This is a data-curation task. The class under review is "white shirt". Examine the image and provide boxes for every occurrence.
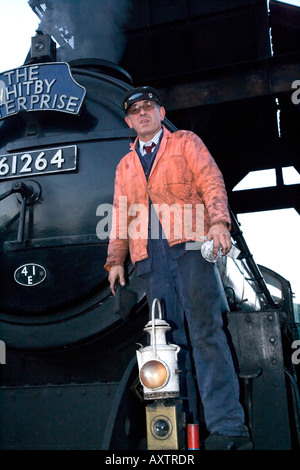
[139,128,163,155]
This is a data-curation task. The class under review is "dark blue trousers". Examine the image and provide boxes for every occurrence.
[140,248,248,436]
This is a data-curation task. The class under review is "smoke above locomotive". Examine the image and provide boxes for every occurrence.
[29,0,133,64]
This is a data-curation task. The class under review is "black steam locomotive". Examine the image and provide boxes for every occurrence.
[0,35,299,451]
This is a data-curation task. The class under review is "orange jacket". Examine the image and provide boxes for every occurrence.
[105,126,231,269]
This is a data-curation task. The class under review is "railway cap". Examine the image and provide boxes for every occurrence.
[123,86,161,113]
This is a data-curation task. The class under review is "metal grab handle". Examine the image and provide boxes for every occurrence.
[0,181,33,201]
[151,298,162,356]
[18,196,27,243]
[0,188,14,201]
[0,181,34,244]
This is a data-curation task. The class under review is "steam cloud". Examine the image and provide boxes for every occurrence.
[34,0,133,63]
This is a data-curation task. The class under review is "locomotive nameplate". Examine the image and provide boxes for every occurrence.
[14,263,47,287]
[0,62,86,119]
[0,145,77,180]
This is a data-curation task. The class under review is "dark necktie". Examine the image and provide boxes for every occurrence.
[143,142,156,154]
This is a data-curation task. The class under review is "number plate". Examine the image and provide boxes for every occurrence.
[0,145,77,180]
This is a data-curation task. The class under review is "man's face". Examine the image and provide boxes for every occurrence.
[125,100,165,142]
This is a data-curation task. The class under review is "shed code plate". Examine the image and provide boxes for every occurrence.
[14,263,47,286]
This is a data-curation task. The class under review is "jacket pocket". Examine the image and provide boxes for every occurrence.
[160,155,193,199]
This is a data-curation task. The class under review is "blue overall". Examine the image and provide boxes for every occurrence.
[135,142,248,436]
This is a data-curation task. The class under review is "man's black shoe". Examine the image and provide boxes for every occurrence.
[204,433,253,450]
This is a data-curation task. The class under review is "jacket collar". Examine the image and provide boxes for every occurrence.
[129,125,172,152]
[129,126,172,180]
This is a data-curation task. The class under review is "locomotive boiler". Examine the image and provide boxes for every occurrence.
[0,34,299,451]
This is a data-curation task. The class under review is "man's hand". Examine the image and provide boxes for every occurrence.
[108,265,125,295]
[207,222,231,257]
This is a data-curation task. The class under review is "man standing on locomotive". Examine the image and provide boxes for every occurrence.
[105,86,252,450]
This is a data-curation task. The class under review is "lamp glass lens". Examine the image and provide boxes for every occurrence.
[140,360,168,389]
[153,419,170,437]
